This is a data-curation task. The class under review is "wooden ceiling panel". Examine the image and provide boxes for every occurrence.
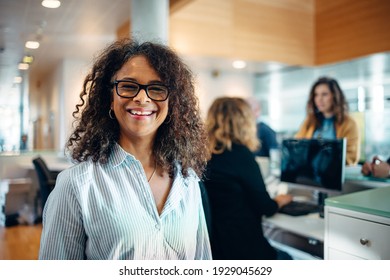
[170,0,233,57]
[119,0,389,67]
[315,0,390,65]
[170,0,315,65]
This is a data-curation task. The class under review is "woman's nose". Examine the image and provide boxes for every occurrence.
[133,89,150,103]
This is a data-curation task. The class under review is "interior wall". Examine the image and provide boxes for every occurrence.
[29,68,60,151]
[29,59,88,152]
[315,0,390,65]
[60,59,90,151]
[254,53,390,162]
[192,68,255,118]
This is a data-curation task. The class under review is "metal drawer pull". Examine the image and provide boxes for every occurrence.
[308,238,318,245]
[360,238,369,246]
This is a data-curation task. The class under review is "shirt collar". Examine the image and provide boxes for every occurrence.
[110,142,136,168]
[110,142,197,187]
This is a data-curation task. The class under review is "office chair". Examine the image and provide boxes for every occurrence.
[32,157,59,222]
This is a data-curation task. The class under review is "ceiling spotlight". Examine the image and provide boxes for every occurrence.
[18,63,30,70]
[23,55,34,64]
[232,60,247,69]
[25,41,40,49]
[41,0,61,8]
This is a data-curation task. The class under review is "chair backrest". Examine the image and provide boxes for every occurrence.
[32,156,55,213]
[32,157,52,182]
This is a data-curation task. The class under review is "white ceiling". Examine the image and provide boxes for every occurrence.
[0,0,131,98]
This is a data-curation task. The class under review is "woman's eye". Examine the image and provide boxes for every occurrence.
[149,86,165,92]
[122,84,138,90]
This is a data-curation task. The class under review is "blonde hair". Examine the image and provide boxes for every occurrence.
[206,97,260,154]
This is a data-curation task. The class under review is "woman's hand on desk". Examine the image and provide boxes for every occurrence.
[371,157,390,178]
[361,156,390,178]
[361,161,372,176]
[274,194,293,209]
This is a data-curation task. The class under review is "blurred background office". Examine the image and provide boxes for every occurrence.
[0,0,389,161]
[0,0,390,259]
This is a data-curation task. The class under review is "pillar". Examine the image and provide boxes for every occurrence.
[130,0,169,44]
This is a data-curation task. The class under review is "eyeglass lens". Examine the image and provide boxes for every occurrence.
[116,81,168,101]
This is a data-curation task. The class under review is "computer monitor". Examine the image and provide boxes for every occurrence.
[280,138,346,193]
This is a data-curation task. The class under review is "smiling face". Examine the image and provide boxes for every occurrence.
[313,83,334,117]
[111,55,169,146]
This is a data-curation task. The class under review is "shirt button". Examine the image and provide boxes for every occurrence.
[155,224,160,230]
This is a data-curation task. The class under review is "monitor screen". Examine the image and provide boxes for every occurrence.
[280,138,346,192]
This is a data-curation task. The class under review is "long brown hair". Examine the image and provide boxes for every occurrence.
[305,76,349,129]
[206,97,260,154]
[67,38,209,178]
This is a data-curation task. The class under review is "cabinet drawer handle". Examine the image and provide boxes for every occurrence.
[308,238,318,245]
[360,238,369,246]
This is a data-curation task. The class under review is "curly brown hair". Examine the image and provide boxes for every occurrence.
[67,38,209,178]
[306,76,349,128]
[206,97,260,154]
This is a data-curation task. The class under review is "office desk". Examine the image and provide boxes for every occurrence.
[263,177,325,259]
[0,178,33,226]
[344,165,390,192]
[260,165,390,260]
[324,187,390,259]
[263,213,324,259]
[264,213,324,241]
[0,154,73,226]
[262,175,389,260]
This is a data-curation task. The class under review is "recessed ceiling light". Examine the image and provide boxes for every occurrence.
[25,41,40,49]
[23,55,34,64]
[18,63,29,70]
[232,60,247,69]
[41,0,61,8]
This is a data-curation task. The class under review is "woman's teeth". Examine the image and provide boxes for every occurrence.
[130,110,152,116]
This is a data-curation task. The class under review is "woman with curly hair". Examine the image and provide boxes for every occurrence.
[39,38,211,260]
[204,97,292,260]
[295,76,360,165]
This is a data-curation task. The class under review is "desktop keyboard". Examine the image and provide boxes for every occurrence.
[279,201,319,216]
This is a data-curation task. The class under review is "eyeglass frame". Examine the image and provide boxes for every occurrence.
[112,80,169,102]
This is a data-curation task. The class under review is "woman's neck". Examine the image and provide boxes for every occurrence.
[119,135,154,166]
[322,112,334,119]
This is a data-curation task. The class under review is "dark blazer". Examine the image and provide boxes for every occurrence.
[254,121,278,157]
[204,143,279,260]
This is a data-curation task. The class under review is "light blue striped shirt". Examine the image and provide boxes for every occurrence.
[39,144,211,260]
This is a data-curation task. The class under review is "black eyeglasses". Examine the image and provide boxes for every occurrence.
[113,80,169,101]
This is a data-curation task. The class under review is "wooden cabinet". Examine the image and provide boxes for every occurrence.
[325,205,390,259]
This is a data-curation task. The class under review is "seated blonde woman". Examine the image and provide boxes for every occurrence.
[204,97,292,260]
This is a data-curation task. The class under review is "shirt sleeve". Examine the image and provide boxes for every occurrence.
[263,123,278,149]
[39,170,86,260]
[295,117,311,138]
[339,116,360,165]
[256,122,278,157]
